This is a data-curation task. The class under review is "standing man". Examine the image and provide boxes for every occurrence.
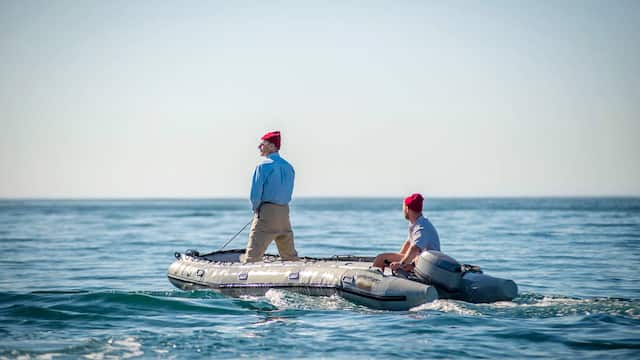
[373,193,440,272]
[242,131,299,263]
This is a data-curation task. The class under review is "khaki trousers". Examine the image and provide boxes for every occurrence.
[242,203,298,263]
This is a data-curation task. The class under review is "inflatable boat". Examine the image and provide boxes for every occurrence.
[167,249,517,310]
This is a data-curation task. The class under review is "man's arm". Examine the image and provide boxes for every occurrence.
[249,165,264,212]
[390,243,421,271]
[399,239,411,254]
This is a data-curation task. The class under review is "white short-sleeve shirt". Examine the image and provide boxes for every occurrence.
[408,215,440,251]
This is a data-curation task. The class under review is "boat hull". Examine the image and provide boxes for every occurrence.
[167,249,437,311]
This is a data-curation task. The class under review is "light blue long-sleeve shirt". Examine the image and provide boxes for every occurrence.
[250,152,295,211]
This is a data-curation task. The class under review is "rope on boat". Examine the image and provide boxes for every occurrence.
[217,217,253,251]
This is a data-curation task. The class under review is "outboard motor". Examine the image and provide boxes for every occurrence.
[414,251,518,303]
[414,251,463,292]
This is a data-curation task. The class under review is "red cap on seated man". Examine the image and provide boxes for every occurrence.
[404,193,423,213]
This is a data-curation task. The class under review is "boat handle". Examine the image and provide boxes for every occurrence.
[196,269,205,277]
[288,272,299,280]
[238,273,248,280]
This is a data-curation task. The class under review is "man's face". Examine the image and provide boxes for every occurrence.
[258,140,274,156]
[403,203,409,220]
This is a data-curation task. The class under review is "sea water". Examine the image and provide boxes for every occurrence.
[0,198,638,359]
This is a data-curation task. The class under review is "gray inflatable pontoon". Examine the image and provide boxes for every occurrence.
[167,249,518,310]
[168,249,437,310]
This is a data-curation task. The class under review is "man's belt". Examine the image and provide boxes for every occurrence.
[262,201,285,206]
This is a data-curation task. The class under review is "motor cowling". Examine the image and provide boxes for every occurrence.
[459,272,518,303]
[414,251,463,292]
[414,251,519,303]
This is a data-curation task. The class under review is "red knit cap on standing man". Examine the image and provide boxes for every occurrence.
[261,131,281,150]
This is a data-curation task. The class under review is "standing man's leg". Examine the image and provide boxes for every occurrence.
[242,212,274,263]
[274,232,298,261]
[272,204,298,261]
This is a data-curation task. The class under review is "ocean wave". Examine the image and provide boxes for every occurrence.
[171,212,219,218]
[0,290,251,323]
[477,293,640,319]
[85,336,144,359]
[404,293,640,321]
[0,336,145,360]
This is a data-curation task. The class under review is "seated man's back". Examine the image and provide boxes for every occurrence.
[410,215,440,252]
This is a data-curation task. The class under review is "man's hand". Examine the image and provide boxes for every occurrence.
[390,261,414,272]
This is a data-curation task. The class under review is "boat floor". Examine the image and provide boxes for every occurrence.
[188,248,377,264]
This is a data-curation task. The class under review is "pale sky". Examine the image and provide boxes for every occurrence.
[1,0,639,198]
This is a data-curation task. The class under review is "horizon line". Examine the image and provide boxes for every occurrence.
[1,195,639,201]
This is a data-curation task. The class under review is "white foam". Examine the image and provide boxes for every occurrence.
[82,352,103,360]
[264,289,288,308]
[4,354,66,360]
[264,289,354,311]
[36,355,58,360]
[528,296,583,307]
[411,300,481,316]
[487,301,519,308]
[113,337,144,359]
[486,296,639,319]
[83,336,144,360]
[625,308,639,319]
[2,356,38,360]
[314,294,353,310]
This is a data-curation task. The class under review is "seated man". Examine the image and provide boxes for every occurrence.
[373,193,440,272]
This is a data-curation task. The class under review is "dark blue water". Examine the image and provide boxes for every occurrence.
[1,198,639,359]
